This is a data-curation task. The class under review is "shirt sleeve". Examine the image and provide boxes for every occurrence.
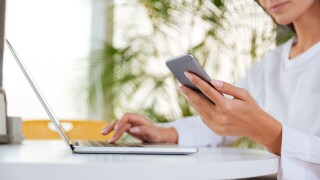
[169,116,222,146]
[162,116,238,147]
[278,125,320,179]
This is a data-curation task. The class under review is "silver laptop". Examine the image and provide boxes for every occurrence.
[5,39,198,154]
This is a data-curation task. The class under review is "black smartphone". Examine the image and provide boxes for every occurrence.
[166,54,215,104]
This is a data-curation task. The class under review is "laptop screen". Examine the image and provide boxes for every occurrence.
[5,39,72,149]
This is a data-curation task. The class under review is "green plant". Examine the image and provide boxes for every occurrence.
[74,0,294,147]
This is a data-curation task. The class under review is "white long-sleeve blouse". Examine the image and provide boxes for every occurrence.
[170,38,320,179]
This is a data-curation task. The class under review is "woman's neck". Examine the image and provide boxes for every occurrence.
[290,2,320,58]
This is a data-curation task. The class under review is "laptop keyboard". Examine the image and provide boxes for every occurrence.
[75,140,144,148]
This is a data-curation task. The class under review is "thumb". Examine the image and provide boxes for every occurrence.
[211,79,249,100]
[129,125,160,142]
[129,125,152,135]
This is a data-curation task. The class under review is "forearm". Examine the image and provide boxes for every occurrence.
[249,111,282,155]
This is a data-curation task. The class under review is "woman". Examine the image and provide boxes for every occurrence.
[101,0,320,179]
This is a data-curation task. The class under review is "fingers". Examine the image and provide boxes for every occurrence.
[184,72,224,105]
[128,126,143,134]
[184,71,251,101]
[101,120,117,135]
[107,113,152,143]
[114,113,150,132]
[128,126,151,138]
[109,123,132,143]
[211,80,250,100]
[179,86,216,117]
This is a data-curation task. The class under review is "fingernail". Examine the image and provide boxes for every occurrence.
[129,127,140,133]
[114,124,118,132]
[178,86,185,93]
[108,137,114,143]
[184,71,193,81]
[211,79,223,88]
[100,129,106,134]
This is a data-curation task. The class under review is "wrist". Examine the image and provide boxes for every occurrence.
[159,127,178,144]
[251,112,282,155]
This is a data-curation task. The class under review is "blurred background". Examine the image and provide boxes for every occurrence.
[2,0,293,144]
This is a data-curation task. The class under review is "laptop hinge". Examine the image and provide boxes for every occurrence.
[69,143,75,150]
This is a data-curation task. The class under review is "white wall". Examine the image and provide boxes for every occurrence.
[2,0,273,121]
[3,0,99,120]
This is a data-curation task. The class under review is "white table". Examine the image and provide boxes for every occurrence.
[0,140,279,180]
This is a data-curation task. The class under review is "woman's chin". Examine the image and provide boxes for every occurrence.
[274,17,294,26]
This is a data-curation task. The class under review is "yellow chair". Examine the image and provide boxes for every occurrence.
[22,120,114,141]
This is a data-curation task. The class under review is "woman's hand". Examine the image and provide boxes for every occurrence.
[101,113,178,144]
[179,72,282,155]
